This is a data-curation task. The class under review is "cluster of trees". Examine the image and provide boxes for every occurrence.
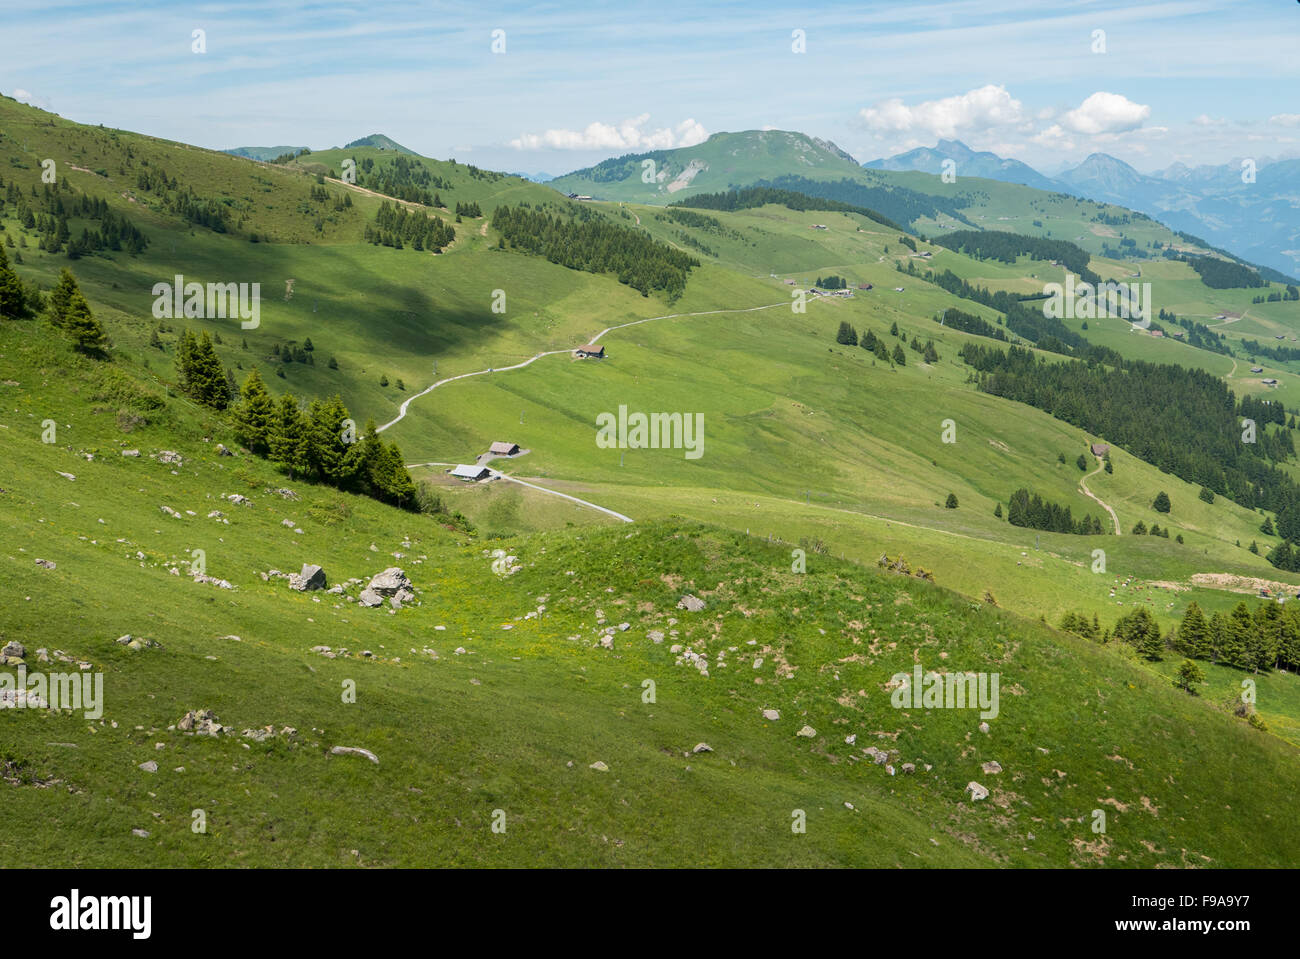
[231,370,417,508]
[1156,309,1230,355]
[2,178,150,257]
[365,200,456,252]
[1130,520,1171,537]
[45,268,108,355]
[1077,600,1300,673]
[454,201,482,218]
[1006,487,1105,535]
[354,155,447,205]
[931,230,1098,283]
[924,267,1101,357]
[164,188,231,234]
[493,203,699,300]
[1186,255,1265,289]
[835,322,909,365]
[959,343,1300,518]
[1241,338,1300,364]
[176,329,236,410]
[1250,286,1299,304]
[909,335,940,363]
[673,181,904,231]
[936,307,1007,342]
[815,275,847,289]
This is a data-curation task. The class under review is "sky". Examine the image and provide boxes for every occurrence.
[2,0,1298,177]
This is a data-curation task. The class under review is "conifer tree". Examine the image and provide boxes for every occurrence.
[0,241,30,319]
[233,368,276,455]
[63,287,109,356]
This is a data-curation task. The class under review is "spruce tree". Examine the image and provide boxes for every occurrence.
[1178,602,1210,659]
[233,368,276,455]
[269,394,310,479]
[46,268,80,327]
[63,288,109,356]
[0,241,29,319]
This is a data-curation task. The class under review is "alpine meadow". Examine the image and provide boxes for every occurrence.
[3,0,1300,926]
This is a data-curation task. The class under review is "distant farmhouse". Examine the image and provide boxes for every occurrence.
[488,441,520,456]
[566,192,593,201]
[1263,378,1279,386]
[575,344,605,359]
[857,283,873,290]
[1252,366,1265,373]
[1090,442,1110,456]
[450,464,491,481]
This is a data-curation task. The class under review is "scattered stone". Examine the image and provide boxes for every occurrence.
[132,829,150,838]
[177,709,227,736]
[34,558,55,570]
[358,588,384,608]
[158,450,183,465]
[589,761,609,772]
[159,505,182,519]
[121,449,140,457]
[138,761,158,773]
[796,725,816,738]
[965,781,989,802]
[978,722,990,734]
[762,708,780,721]
[215,443,233,456]
[290,564,327,591]
[56,471,75,481]
[676,594,706,612]
[981,760,1002,775]
[224,494,250,506]
[598,635,613,650]
[2,641,25,659]
[845,734,857,745]
[901,763,916,774]
[647,630,664,644]
[368,567,411,595]
[692,743,713,754]
[330,746,379,764]
[617,622,630,632]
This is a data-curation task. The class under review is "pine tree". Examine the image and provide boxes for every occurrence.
[269,394,310,478]
[994,503,1002,518]
[180,331,230,410]
[944,493,958,509]
[835,321,857,346]
[46,268,80,327]
[64,288,109,356]
[1076,454,1088,471]
[1152,491,1171,513]
[233,368,276,455]
[1221,603,1254,668]
[0,240,30,319]
[305,394,352,485]
[1174,659,1205,693]
[1178,602,1210,659]
[923,341,939,364]
[892,344,906,366]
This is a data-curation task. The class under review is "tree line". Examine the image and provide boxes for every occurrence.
[958,342,1300,520]
[493,203,699,300]
[931,229,1098,284]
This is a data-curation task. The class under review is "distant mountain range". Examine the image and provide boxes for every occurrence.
[864,139,1300,278]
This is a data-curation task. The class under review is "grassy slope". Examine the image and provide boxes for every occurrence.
[3,324,1300,867]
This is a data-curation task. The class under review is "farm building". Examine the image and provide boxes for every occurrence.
[1263,378,1279,386]
[575,344,605,359]
[450,464,491,481]
[1090,442,1110,456]
[488,441,520,456]
[1252,367,1264,373]
[857,283,872,290]
[1150,329,1163,337]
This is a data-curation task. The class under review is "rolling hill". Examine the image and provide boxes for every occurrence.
[5,94,1300,867]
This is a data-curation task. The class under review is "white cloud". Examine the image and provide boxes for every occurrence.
[1059,92,1150,135]
[1193,114,1226,127]
[1270,113,1300,127]
[857,84,1023,140]
[13,88,31,100]
[509,114,708,151]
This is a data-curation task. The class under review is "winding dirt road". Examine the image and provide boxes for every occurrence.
[1079,456,1120,535]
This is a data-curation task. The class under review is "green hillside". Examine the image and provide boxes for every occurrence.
[5,97,1300,868]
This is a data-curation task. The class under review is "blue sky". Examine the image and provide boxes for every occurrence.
[2,0,1298,175]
